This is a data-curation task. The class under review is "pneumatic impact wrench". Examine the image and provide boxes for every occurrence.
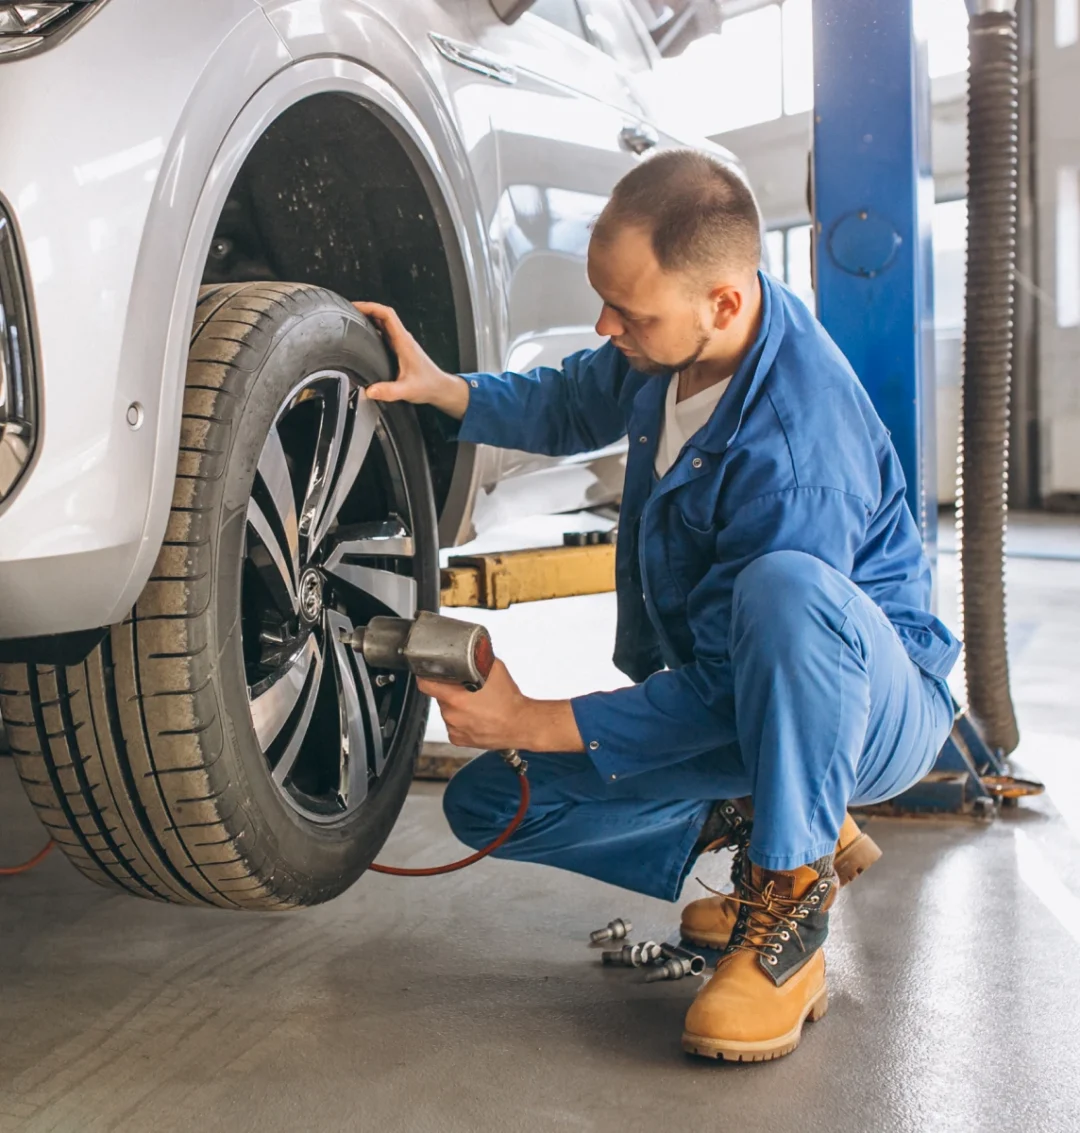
[341,612,530,877]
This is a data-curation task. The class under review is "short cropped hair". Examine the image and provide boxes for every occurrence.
[593,149,762,278]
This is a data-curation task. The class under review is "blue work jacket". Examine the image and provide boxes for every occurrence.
[457,273,960,781]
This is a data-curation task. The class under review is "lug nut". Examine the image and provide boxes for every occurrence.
[601,940,662,967]
[589,917,631,944]
[644,956,700,983]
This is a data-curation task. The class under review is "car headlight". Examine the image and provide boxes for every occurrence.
[0,1,107,59]
[0,204,37,504]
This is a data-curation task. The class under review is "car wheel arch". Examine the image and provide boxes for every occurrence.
[123,58,494,621]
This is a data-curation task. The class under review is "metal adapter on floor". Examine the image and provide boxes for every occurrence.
[602,940,662,967]
[589,917,632,944]
[342,612,530,878]
[644,957,701,983]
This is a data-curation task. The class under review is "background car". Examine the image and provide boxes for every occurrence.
[0,0,738,909]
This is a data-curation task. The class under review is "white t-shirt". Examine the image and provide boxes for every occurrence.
[653,372,732,479]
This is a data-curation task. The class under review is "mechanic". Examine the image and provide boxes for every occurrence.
[353,149,958,1063]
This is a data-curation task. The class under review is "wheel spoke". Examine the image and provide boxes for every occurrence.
[249,634,318,751]
[309,395,379,553]
[271,636,324,787]
[327,519,415,561]
[299,374,349,550]
[325,610,372,809]
[256,423,300,587]
[247,497,299,615]
[321,559,418,618]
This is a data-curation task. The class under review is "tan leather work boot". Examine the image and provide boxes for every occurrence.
[681,812,880,949]
[682,860,837,1062]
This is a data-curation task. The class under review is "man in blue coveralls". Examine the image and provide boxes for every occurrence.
[354,150,958,1063]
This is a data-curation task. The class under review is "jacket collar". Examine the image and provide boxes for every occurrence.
[629,271,785,457]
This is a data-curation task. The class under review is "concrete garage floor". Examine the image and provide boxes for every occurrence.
[2,512,1080,1133]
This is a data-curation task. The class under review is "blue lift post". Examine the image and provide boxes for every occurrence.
[811,0,1010,816]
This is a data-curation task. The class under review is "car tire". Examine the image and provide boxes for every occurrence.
[0,282,438,909]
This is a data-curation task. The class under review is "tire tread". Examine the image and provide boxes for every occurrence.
[0,282,419,910]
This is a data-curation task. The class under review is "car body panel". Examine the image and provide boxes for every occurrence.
[0,0,740,636]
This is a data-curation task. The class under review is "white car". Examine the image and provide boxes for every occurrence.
[0,0,732,908]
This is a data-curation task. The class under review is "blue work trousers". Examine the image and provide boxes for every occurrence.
[443,551,955,902]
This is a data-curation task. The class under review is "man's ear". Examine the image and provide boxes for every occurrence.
[710,283,743,329]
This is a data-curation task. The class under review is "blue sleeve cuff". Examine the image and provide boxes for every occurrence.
[570,691,626,782]
[456,372,502,446]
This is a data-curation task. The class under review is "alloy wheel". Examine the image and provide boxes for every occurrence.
[242,370,419,824]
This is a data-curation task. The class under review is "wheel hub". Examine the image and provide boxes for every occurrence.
[299,568,324,623]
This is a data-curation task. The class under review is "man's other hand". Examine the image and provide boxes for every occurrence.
[417,659,585,754]
[352,301,470,420]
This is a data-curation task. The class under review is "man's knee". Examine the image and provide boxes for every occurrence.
[442,751,518,849]
[732,550,845,644]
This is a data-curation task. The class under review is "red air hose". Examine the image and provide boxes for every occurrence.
[4,763,528,882]
[0,839,54,876]
[3,779,529,882]
[369,766,530,877]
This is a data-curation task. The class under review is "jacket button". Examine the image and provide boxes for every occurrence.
[638,435,647,444]
[470,379,479,388]
[589,740,599,750]
[692,457,703,469]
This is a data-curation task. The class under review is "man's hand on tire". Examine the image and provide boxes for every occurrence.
[352,301,470,420]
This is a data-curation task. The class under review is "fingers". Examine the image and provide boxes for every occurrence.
[416,677,469,703]
[363,381,404,402]
[352,301,411,350]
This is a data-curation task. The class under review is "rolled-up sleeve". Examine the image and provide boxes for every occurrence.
[571,486,869,781]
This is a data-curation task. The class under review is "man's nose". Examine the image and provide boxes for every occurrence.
[596,305,623,338]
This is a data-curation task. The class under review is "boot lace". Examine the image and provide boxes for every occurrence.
[698,875,826,967]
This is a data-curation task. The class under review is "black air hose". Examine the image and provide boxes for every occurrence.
[956,1,1020,755]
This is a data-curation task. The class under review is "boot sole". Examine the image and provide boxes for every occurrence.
[835,828,883,886]
[680,830,882,950]
[681,984,829,1062]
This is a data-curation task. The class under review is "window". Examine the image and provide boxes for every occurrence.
[781,0,812,116]
[665,0,972,139]
[581,0,654,71]
[764,222,814,309]
[530,0,589,40]
[764,229,784,276]
[765,223,813,310]
[1056,0,1079,49]
[671,3,786,136]
[1057,167,1080,329]
[932,198,968,336]
[913,0,969,78]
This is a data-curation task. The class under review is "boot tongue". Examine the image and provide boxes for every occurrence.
[748,863,821,901]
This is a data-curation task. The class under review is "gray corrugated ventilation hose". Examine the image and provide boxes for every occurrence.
[956,0,1020,755]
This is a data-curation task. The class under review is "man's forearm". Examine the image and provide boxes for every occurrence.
[433,372,471,419]
[516,699,585,753]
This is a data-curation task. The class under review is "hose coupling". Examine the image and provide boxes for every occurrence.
[499,748,528,776]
